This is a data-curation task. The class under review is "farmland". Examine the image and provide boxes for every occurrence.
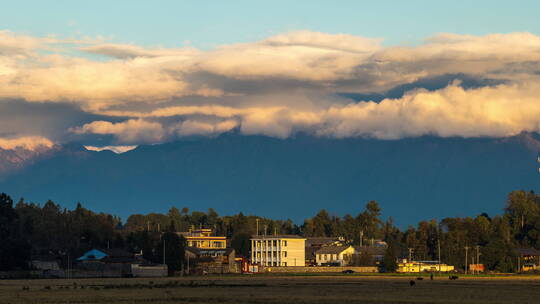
[1,274,540,304]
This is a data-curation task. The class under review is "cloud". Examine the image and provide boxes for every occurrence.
[3,30,540,108]
[72,119,164,143]
[0,30,47,56]
[173,119,238,136]
[84,145,138,153]
[318,81,540,139]
[3,30,540,145]
[80,43,199,59]
[0,136,54,151]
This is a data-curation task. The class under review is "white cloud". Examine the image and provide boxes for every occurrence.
[4,30,540,144]
[173,119,238,136]
[0,136,54,151]
[80,43,199,59]
[72,119,164,143]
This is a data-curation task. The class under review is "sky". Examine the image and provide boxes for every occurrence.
[2,1,540,152]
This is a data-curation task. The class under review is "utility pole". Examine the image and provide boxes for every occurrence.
[438,238,441,273]
[476,245,480,274]
[464,246,470,275]
[163,239,166,265]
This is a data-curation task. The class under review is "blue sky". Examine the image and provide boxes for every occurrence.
[2,0,540,49]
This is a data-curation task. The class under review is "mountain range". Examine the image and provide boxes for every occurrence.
[1,132,539,226]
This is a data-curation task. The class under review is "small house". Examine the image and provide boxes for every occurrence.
[315,245,356,266]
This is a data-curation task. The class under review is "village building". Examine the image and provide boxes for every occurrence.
[353,245,387,265]
[76,248,167,277]
[185,247,238,274]
[305,237,345,265]
[315,245,356,266]
[178,227,227,249]
[397,260,454,273]
[251,235,306,267]
[517,247,540,271]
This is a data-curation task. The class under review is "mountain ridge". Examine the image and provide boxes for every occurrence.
[1,132,539,226]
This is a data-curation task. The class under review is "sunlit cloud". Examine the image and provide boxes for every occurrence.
[2,30,540,145]
[0,136,54,151]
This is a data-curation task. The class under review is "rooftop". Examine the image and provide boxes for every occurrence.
[315,245,353,255]
[517,248,540,256]
[251,235,305,240]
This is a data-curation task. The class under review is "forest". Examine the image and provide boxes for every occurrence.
[1,190,539,273]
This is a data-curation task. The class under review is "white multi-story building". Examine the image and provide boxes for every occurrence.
[250,235,306,267]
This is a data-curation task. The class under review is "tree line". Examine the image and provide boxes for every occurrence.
[1,190,540,273]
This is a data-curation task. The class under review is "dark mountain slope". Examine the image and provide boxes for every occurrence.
[0,133,539,225]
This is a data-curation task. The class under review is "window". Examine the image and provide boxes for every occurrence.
[273,252,277,257]
[283,251,287,257]
[283,240,287,247]
[324,254,328,260]
[268,252,272,257]
[273,240,277,247]
[283,262,287,266]
[257,253,261,258]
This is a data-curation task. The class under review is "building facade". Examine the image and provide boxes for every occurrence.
[397,260,455,273]
[315,245,355,266]
[178,228,227,249]
[250,235,306,267]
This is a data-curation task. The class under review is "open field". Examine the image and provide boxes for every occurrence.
[2,274,540,304]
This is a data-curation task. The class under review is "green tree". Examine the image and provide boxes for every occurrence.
[0,193,31,270]
[157,232,186,275]
[231,232,252,257]
[383,242,398,272]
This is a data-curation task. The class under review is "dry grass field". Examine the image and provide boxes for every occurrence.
[1,274,540,304]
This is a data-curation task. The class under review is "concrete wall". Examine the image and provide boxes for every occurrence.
[131,264,168,277]
[263,266,379,273]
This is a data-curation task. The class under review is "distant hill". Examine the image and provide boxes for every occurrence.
[1,133,539,226]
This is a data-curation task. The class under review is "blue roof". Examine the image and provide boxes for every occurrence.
[77,249,108,261]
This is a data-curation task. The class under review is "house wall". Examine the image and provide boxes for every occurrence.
[315,246,355,266]
[251,237,306,267]
[397,263,454,273]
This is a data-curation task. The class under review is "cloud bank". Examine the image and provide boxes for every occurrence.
[2,30,540,148]
[0,136,54,151]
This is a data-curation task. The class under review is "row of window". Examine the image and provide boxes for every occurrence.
[259,262,287,266]
[187,240,225,248]
[255,251,287,258]
[318,253,352,261]
[319,254,338,260]
[253,240,287,247]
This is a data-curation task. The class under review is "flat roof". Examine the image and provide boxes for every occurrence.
[250,235,306,240]
[185,236,227,239]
